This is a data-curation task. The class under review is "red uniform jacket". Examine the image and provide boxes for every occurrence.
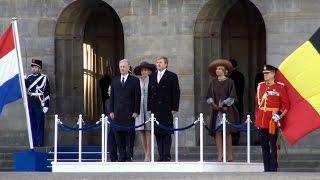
[255,81,290,133]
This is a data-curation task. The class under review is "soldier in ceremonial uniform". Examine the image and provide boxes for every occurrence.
[255,65,289,172]
[25,59,50,147]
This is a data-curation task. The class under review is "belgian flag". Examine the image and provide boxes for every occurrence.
[276,27,320,144]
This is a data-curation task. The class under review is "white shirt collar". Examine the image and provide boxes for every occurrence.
[121,73,129,82]
[158,69,166,74]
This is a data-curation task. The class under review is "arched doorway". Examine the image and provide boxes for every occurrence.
[55,0,123,145]
[194,0,265,145]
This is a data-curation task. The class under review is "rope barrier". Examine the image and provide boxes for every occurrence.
[53,113,257,165]
[202,118,259,134]
[219,119,259,133]
[155,120,198,132]
[227,121,247,129]
[204,124,223,134]
[59,122,101,131]
[57,119,102,131]
[56,115,259,133]
[107,120,150,131]
[238,127,259,132]
[57,118,150,132]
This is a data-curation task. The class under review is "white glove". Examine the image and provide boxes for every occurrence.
[206,98,214,104]
[272,114,281,122]
[43,107,48,114]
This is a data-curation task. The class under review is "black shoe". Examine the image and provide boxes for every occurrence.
[157,158,163,162]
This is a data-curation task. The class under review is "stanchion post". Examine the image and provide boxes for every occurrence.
[101,114,105,162]
[174,117,179,162]
[247,114,251,163]
[54,114,58,163]
[78,114,82,162]
[222,113,227,163]
[105,116,108,162]
[200,113,204,163]
[151,113,155,163]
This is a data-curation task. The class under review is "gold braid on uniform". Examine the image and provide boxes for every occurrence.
[257,83,268,111]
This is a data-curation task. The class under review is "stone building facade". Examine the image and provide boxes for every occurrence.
[0,0,319,147]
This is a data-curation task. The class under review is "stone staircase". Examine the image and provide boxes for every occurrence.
[1,146,320,172]
[0,153,13,171]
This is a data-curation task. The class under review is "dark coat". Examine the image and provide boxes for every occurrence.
[206,78,240,136]
[99,74,112,100]
[229,69,245,118]
[104,99,111,115]
[148,70,180,134]
[110,75,141,132]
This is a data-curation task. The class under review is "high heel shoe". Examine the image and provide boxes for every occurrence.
[144,156,151,162]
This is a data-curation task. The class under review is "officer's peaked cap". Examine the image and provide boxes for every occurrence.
[31,59,42,69]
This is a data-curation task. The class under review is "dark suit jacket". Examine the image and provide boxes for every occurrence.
[110,75,141,131]
[229,69,245,118]
[148,70,180,134]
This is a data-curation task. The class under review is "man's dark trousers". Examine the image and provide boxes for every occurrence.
[259,128,278,171]
[156,134,172,161]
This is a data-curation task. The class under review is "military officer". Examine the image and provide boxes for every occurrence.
[255,65,290,172]
[25,59,50,147]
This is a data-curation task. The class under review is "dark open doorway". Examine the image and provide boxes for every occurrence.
[55,0,123,145]
[194,0,265,145]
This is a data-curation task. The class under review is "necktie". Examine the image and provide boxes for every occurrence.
[121,77,125,86]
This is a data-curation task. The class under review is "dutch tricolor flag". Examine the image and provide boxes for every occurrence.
[0,20,34,149]
[0,24,22,114]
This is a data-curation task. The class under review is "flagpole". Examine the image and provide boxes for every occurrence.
[12,18,34,150]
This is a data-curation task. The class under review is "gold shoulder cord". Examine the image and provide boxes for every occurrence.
[257,84,267,111]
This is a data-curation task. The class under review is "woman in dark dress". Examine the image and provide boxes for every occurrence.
[206,59,240,162]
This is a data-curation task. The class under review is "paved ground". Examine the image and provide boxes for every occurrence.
[0,172,320,180]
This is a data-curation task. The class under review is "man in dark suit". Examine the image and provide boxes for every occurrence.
[110,59,141,162]
[148,56,180,162]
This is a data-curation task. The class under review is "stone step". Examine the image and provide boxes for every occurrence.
[2,172,320,180]
[279,168,320,172]
[0,153,14,160]
[2,146,320,172]
[0,167,14,172]
[1,159,319,172]
[0,160,14,172]
[279,160,320,168]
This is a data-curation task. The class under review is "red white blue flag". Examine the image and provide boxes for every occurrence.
[0,24,22,114]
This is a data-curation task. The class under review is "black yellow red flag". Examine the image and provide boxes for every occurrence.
[276,27,320,144]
